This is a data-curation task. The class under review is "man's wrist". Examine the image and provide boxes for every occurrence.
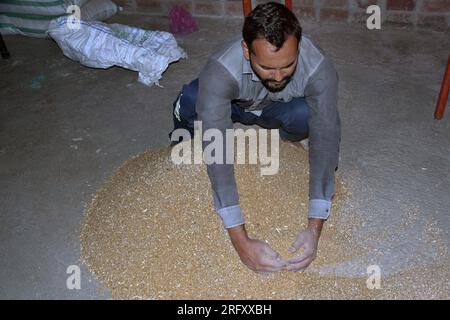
[307,218,324,237]
[227,224,249,247]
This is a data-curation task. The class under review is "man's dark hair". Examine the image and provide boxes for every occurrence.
[243,2,302,52]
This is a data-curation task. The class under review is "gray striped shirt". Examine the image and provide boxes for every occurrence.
[196,35,341,228]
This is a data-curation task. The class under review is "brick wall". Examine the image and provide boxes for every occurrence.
[112,0,450,31]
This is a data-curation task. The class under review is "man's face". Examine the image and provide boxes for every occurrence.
[242,35,299,92]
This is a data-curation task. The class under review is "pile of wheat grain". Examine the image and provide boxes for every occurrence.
[81,136,450,299]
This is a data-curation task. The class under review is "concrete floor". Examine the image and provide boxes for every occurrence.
[1,13,449,299]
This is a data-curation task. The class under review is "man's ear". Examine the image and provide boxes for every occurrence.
[241,40,250,60]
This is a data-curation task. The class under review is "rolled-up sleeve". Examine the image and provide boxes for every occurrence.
[304,58,341,220]
[196,59,243,228]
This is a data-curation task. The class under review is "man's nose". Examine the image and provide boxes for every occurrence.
[272,69,284,82]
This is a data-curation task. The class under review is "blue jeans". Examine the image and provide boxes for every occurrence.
[170,79,309,143]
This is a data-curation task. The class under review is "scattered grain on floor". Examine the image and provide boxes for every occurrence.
[81,137,450,299]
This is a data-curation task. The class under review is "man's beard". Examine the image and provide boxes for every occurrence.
[249,59,294,93]
[261,76,292,92]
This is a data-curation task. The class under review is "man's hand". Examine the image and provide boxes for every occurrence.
[228,225,286,274]
[286,218,324,272]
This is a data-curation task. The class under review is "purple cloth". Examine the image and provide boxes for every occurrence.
[169,5,199,35]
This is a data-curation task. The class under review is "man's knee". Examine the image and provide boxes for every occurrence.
[282,98,309,132]
[170,79,199,143]
[178,79,199,122]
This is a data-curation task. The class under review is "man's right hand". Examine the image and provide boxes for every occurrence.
[227,224,286,274]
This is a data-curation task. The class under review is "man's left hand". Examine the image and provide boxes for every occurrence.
[286,218,324,272]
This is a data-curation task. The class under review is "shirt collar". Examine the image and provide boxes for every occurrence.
[242,58,260,82]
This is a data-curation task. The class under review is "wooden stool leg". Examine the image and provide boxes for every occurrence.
[243,0,293,17]
[243,0,252,17]
[434,54,450,120]
[0,33,10,59]
[285,0,293,10]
